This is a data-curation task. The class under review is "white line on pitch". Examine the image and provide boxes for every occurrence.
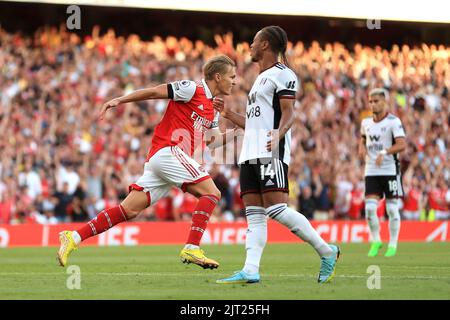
[0,272,449,280]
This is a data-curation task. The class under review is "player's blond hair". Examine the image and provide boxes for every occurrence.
[203,55,235,80]
[369,88,390,101]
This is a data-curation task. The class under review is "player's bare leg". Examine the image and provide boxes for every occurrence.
[120,190,152,218]
[57,190,148,267]
[180,178,221,269]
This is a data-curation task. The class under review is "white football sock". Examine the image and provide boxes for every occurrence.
[365,198,381,242]
[386,199,401,248]
[72,231,81,245]
[243,206,267,275]
[184,244,199,250]
[266,203,333,257]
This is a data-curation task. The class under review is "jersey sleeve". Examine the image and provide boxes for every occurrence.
[167,80,196,103]
[392,118,406,138]
[211,111,220,129]
[360,120,367,137]
[274,69,298,99]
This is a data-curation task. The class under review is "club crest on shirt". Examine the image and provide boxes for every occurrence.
[248,91,257,105]
[180,80,190,87]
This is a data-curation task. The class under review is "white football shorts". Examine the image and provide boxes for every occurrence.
[128,146,210,206]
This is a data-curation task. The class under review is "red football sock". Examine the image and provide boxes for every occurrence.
[186,195,219,246]
[76,205,128,241]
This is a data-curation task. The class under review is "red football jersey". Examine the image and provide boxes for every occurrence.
[403,188,421,211]
[147,79,219,161]
[428,188,448,211]
[348,189,364,219]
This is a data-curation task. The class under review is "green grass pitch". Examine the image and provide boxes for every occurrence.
[1,243,449,299]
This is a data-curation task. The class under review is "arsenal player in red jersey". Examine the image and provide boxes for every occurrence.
[57,55,237,269]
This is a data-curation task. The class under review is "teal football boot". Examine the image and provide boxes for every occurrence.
[216,270,260,284]
[318,244,340,284]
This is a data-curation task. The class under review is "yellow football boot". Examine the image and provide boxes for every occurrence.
[57,231,78,267]
[180,248,219,269]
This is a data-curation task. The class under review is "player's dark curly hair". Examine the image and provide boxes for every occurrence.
[259,25,289,67]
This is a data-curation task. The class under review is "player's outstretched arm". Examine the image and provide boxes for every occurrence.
[206,127,244,149]
[99,84,169,119]
[224,111,246,129]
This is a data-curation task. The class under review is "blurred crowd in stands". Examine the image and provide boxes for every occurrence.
[0,25,449,224]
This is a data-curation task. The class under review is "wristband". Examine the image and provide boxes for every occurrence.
[379,149,388,156]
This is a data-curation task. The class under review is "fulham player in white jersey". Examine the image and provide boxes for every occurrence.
[359,88,406,257]
[215,26,339,284]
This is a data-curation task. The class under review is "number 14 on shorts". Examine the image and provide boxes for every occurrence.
[260,163,275,180]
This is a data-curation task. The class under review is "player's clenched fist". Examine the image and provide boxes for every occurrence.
[99,98,122,120]
[213,97,226,116]
[266,130,280,152]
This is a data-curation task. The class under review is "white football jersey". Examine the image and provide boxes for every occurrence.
[361,114,406,176]
[239,63,298,165]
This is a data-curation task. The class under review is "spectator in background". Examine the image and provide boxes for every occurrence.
[0,188,13,224]
[347,181,365,220]
[18,160,42,200]
[401,176,423,220]
[288,171,300,210]
[38,193,58,224]
[53,182,73,223]
[298,185,316,220]
[67,196,89,222]
[210,163,232,221]
[86,163,103,201]
[427,177,450,220]
[154,194,175,221]
[179,191,199,221]
[312,172,332,220]
[56,162,80,196]
[334,171,353,219]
